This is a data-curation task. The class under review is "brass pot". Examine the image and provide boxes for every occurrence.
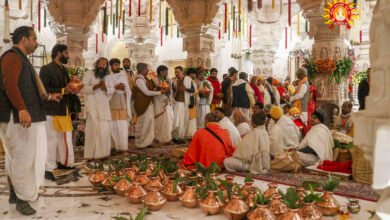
[126,182,147,204]
[145,176,164,192]
[88,171,107,187]
[179,185,198,208]
[130,162,139,173]
[199,190,223,215]
[142,187,167,211]
[246,187,258,210]
[136,172,150,186]
[160,178,183,202]
[296,187,305,206]
[241,181,254,199]
[268,194,288,217]
[113,179,132,196]
[225,174,235,184]
[347,199,360,214]
[101,175,117,191]
[263,183,278,200]
[224,194,250,220]
[247,204,276,220]
[278,209,303,220]
[299,202,322,220]
[123,168,137,180]
[315,191,340,216]
[159,169,167,183]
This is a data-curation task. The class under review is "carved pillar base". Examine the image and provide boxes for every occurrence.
[181,27,214,68]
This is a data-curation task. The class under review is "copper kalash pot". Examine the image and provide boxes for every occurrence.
[263,183,279,200]
[278,209,303,220]
[135,171,150,186]
[246,187,258,210]
[160,178,183,201]
[299,202,323,220]
[113,179,132,196]
[224,194,250,220]
[315,191,340,216]
[88,171,107,187]
[199,190,224,215]
[126,182,147,204]
[179,185,198,208]
[268,194,288,217]
[241,181,255,199]
[145,176,164,192]
[296,187,306,206]
[101,174,118,191]
[142,187,167,211]
[247,204,277,220]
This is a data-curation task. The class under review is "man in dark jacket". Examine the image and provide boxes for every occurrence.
[221,67,238,117]
[40,44,79,181]
[0,26,61,215]
[358,68,370,110]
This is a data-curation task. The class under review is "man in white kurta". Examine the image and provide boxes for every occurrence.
[172,66,194,143]
[133,63,164,148]
[214,108,241,146]
[269,106,301,156]
[297,111,333,166]
[82,58,115,159]
[153,65,174,144]
[196,71,213,129]
[108,58,132,152]
[185,69,198,138]
[224,111,270,174]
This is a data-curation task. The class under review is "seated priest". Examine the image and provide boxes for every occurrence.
[333,101,353,137]
[269,106,301,157]
[232,109,252,137]
[214,107,241,146]
[296,111,334,167]
[224,111,270,174]
[182,113,235,168]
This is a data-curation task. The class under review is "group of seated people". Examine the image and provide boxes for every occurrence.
[182,104,338,174]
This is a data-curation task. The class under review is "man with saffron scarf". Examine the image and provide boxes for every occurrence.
[250,75,264,105]
[208,68,222,112]
[290,68,310,124]
[182,113,235,168]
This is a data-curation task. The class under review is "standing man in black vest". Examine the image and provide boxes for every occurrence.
[0,26,61,215]
[40,44,79,181]
[231,72,255,120]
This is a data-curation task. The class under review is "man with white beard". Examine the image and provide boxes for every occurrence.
[82,57,115,160]
[152,65,174,144]
[108,58,132,152]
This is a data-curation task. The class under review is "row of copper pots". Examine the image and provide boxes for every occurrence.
[89,170,340,219]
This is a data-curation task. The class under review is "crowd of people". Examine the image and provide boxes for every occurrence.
[0,26,363,216]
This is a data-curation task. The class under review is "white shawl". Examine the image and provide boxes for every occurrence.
[233,126,271,174]
[219,117,241,146]
[109,71,132,120]
[298,124,334,161]
[269,115,301,156]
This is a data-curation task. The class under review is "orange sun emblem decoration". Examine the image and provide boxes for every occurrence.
[323,0,359,29]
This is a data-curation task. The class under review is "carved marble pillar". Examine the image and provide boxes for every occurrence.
[122,1,159,69]
[353,1,390,218]
[167,0,221,68]
[298,0,350,107]
[251,49,276,76]
[47,0,104,66]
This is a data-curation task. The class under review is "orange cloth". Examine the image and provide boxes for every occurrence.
[182,123,235,168]
[292,77,308,112]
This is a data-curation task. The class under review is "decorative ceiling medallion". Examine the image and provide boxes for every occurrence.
[323,0,359,29]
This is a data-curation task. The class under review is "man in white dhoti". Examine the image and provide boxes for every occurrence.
[172,66,195,144]
[123,58,137,138]
[185,68,198,139]
[196,71,213,129]
[224,111,270,174]
[297,111,333,166]
[133,63,167,148]
[82,57,115,160]
[0,26,61,215]
[152,65,174,144]
[40,44,79,181]
[269,106,301,156]
[214,107,241,146]
[108,58,132,152]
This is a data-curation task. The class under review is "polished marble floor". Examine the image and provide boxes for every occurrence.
[0,169,377,220]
